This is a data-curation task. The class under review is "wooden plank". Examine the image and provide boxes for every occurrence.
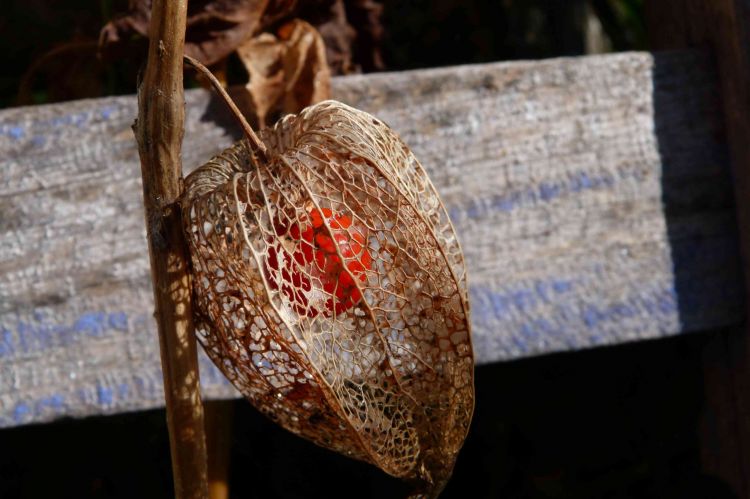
[0,50,742,427]
[646,2,750,496]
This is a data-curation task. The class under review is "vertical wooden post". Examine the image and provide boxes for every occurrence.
[133,0,209,497]
[205,401,234,499]
[646,1,750,496]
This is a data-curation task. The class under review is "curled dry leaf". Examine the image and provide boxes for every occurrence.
[235,19,331,127]
[293,0,385,75]
[98,0,151,59]
[295,0,357,74]
[99,0,297,65]
[99,0,384,75]
[182,100,475,497]
[344,0,385,72]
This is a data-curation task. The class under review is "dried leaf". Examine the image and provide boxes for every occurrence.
[295,0,385,74]
[344,0,385,72]
[97,0,151,61]
[185,0,271,65]
[295,0,357,74]
[236,19,330,127]
[99,0,384,75]
[182,100,474,498]
[99,0,297,65]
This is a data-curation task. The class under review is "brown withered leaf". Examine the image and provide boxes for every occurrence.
[294,0,356,74]
[99,0,298,66]
[345,0,385,72]
[99,0,384,74]
[295,0,384,74]
[98,0,149,50]
[235,19,330,127]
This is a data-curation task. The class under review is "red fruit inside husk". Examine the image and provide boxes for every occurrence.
[265,208,372,317]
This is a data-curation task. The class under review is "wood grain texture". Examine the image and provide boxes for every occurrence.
[0,50,742,427]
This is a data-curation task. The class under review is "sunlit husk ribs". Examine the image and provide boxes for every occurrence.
[182,100,474,495]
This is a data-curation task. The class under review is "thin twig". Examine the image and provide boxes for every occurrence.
[133,1,209,498]
[183,55,268,162]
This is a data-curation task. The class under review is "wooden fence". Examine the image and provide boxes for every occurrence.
[1,49,742,427]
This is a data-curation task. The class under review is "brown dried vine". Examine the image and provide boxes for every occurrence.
[182,57,474,498]
[134,2,208,498]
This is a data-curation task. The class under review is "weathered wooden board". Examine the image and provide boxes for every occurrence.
[0,50,742,427]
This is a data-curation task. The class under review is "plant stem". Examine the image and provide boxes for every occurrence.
[183,54,268,162]
[133,1,209,497]
[205,400,234,499]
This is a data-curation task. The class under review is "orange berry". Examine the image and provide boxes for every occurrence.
[265,208,372,317]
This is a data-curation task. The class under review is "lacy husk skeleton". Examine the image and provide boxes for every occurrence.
[181,96,474,497]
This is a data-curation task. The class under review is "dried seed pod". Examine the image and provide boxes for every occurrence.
[182,99,474,497]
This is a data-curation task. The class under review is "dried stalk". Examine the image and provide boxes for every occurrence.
[205,400,234,499]
[184,54,268,161]
[133,0,209,497]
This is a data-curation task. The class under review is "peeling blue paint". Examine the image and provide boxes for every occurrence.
[457,169,618,221]
[97,385,114,405]
[13,403,30,424]
[0,310,132,358]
